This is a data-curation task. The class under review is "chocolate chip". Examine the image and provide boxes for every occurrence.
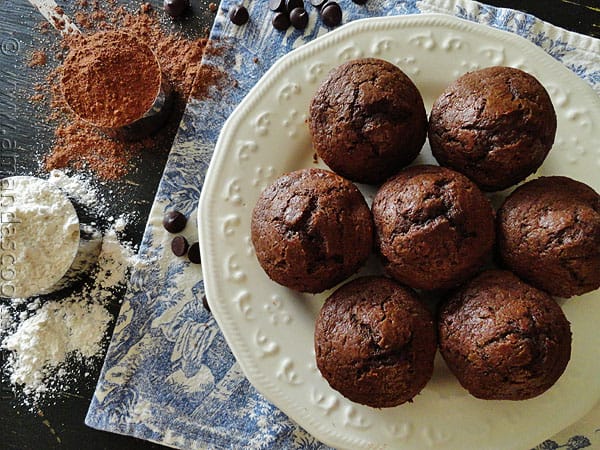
[289,7,308,29]
[202,294,211,312]
[351,0,368,4]
[188,242,201,264]
[163,210,187,233]
[272,11,291,30]
[269,0,285,12]
[229,4,249,25]
[310,0,327,8]
[285,0,303,12]
[171,235,189,257]
[320,1,341,27]
[163,0,189,17]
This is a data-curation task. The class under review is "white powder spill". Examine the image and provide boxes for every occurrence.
[94,229,136,298]
[0,170,138,407]
[3,300,112,396]
[48,169,103,213]
[0,305,11,334]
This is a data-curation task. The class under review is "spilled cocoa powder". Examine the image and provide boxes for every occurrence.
[39,2,224,180]
[28,50,48,67]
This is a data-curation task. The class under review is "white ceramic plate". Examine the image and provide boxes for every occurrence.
[199,14,600,450]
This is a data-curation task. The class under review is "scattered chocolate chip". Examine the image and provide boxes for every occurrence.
[310,0,327,8]
[285,0,304,12]
[269,0,286,12]
[229,4,249,25]
[171,235,189,257]
[202,295,211,312]
[289,7,308,29]
[188,242,201,264]
[163,0,189,17]
[351,0,368,4]
[272,11,291,30]
[208,2,218,12]
[320,1,341,27]
[163,210,187,233]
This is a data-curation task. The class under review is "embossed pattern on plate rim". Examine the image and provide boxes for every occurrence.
[199,14,600,450]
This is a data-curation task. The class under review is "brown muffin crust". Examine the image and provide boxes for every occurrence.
[308,58,427,184]
[438,270,572,400]
[371,165,495,290]
[314,276,436,408]
[251,168,373,293]
[429,66,557,191]
[497,176,600,298]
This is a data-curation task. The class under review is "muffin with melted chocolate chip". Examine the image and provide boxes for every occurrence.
[251,168,373,293]
[438,270,572,400]
[371,164,495,291]
[315,276,437,407]
[497,176,600,298]
[429,66,556,191]
[308,58,427,184]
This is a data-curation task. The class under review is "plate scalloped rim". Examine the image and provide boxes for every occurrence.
[199,13,600,450]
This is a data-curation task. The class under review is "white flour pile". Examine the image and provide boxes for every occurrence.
[3,300,112,397]
[1,177,80,299]
[0,170,139,406]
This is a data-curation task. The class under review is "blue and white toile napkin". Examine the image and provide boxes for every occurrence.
[85,0,600,448]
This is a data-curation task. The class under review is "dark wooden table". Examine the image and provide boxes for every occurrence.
[1,0,597,449]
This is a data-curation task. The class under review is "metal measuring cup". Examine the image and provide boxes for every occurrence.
[60,31,173,142]
[0,176,82,299]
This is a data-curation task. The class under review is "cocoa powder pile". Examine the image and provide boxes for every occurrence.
[28,50,48,67]
[40,2,223,180]
[61,31,162,128]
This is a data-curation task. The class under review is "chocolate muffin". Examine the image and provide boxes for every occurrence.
[314,276,436,408]
[497,176,600,298]
[438,270,572,400]
[308,58,427,184]
[429,66,557,191]
[251,168,373,293]
[371,165,495,291]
